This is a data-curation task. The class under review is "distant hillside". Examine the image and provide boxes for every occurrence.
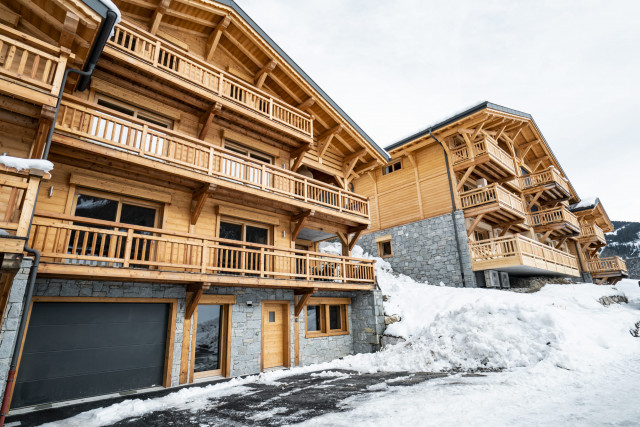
[601,221,640,279]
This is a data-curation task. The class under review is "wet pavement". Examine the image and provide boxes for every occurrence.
[8,370,451,426]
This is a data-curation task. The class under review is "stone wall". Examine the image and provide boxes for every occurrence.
[358,211,476,287]
[351,289,385,354]
[0,259,32,398]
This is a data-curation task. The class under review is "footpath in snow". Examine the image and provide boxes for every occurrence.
[41,245,640,426]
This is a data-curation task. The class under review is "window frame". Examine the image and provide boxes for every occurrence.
[225,140,274,165]
[304,299,349,338]
[375,235,393,258]
[383,160,402,176]
[218,216,272,246]
[95,94,175,129]
[72,188,163,229]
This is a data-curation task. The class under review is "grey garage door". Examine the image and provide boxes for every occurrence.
[11,301,169,409]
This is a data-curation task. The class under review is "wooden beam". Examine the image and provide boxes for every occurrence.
[456,165,476,192]
[205,15,231,62]
[291,210,314,240]
[294,289,316,317]
[254,60,277,89]
[466,214,485,237]
[298,97,315,111]
[13,0,65,31]
[527,191,543,210]
[58,12,79,50]
[542,230,553,243]
[470,122,485,142]
[499,225,511,237]
[150,0,171,35]
[291,143,311,172]
[199,102,222,140]
[342,148,367,178]
[316,124,342,159]
[0,3,20,27]
[185,283,205,319]
[556,236,568,249]
[190,184,216,225]
[348,229,363,251]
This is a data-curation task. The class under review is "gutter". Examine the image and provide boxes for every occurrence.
[0,10,118,423]
[428,129,468,288]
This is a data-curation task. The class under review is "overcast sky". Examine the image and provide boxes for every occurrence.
[238,0,640,221]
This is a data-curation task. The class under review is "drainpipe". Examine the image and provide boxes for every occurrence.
[429,129,467,287]
[0,11,117,424]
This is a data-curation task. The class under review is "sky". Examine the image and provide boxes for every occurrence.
[236,0,640,221]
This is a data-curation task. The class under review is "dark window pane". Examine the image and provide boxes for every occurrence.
[194,305,223,373]
[74,195,118,222]
[381,241,392,256]
[269,311,275,323]
[307,306,321,332]
[250,153,272,164]
[219,222,243,241]
[329,305,341,330]
[245,226,268,245]
[120,204,157,229]
[97,99,135,117]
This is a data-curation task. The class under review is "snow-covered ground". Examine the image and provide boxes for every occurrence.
[43,246,640,426]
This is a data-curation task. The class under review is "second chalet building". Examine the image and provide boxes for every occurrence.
[354,102,627,288]
[0,0,389,410]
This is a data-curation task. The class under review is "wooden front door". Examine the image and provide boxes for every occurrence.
[262,302,289,370]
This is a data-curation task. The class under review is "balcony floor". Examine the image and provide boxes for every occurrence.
[464,202,528,231]
[38,263,375,292]
[472,255,580,277]
[453,153,516,181]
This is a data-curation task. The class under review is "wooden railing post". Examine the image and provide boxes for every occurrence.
[201,240,208,273]
[153,40,161,67]
[303,178,308,202]
[140,124,148,154]
[50,51,68,95]
[259,248,265,278]
[15,176,40,237]
[305,253,310,280]
[341,258,346,283]
[122,228,134,267]
[261,163,266,189]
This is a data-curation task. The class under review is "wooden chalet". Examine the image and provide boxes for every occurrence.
[354,102,592,285]
[0,0,388,412]
[570,197,627,285]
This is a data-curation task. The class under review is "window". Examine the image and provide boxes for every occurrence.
[96,95,174,129]
[375,235,393,258]
[305,301,348,337]
[383,160,402,175]
[218,219,271,274]
[225,140,273,164]
[69,189,162,265]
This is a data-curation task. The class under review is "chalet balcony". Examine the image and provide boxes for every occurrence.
[105,22,313,143]
[468,235,579,277]
[0,24,70,107]
[577,224,607,247]
[529,206,581,238]
[28,213,376,291]
[587,256,628,284]
[53,98,369,224]
[459,184,528,230]
[518,167,571,203]
[451,135,516,180]
[0,169,46,256]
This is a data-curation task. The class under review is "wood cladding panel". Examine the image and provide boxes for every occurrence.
[377,184,421,230]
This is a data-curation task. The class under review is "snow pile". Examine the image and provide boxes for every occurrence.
[0,155,53,173]
[572,196,598,210]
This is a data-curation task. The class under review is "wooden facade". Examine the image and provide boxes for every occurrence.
[354,102,620,281]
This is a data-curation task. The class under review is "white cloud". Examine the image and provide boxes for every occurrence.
[238,0,640,220]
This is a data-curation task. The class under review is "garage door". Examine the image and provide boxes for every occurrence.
[11,301,170,409]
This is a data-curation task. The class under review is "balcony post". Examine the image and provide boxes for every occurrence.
[259,247,265,278]
[153,40,161,67]
[261,163,266,189]
[140,124,148,154]
[122,228,134,267]
[201,241,208,273]
[50,50,69,95]
[341,258,346,282]
[208,147,214,175]
[15,176,41,237]
[218,73,224,95]
[305,253,310,280]
[303,178,308,202]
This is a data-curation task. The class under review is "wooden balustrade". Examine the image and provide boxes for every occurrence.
[450,136,515,174]
[586,256,628,275]
[518,167,570,194]
[0,171,42,253]
[468,234,578,274]
[529,206,580,229]
[109,23,313,138]
[579,224,606,242]
[0,24,69,96]
[55,98,369,219]
[28,213,376,284]
[459,183,525,216]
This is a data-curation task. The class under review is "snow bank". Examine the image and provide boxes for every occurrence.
[573,196,598,209]
[0,155,53,173]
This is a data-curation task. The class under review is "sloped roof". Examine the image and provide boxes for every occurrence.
[212,0,390,161]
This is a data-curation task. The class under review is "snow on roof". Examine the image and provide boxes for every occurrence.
[0,155,54,173]
[571,196,599,211]
[97,0,121,23]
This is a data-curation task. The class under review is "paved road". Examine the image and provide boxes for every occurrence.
[9,371,452,426]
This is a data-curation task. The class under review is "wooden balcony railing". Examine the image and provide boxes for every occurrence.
[459,184,526,216]
[29,213,376,284]
[108,23,313,138]
[469,234,578,273]
[0,24,69,97]
[55,98,369,219]
[586,256,628,275]
[0,170,43,253]
[518,167,570,194]
[579,224,606,243]
[451,136,515,175]
[529,206,580,229]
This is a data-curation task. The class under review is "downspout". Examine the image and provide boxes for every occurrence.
[429,129,468,287]
[0,11,117,423]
